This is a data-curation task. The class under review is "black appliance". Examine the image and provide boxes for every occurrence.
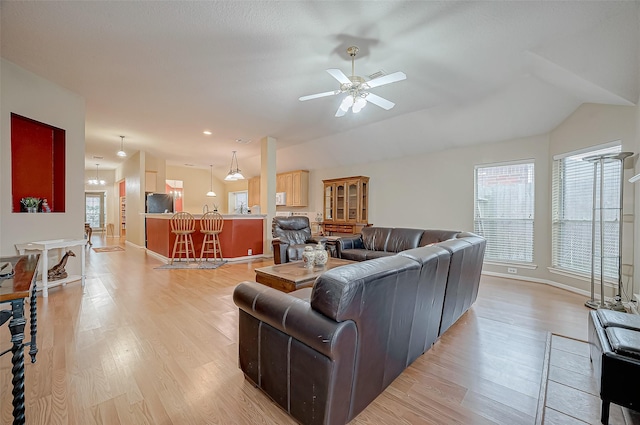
[146,193,174,214]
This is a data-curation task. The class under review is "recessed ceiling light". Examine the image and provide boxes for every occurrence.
[203,130,212,135]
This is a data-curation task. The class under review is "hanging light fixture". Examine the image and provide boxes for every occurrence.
[88,164,105,185]
[224,151,245,181]
[117,135,127,157]
[206,164,217,197]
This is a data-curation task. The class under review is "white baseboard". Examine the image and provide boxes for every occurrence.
[481,270,593,298]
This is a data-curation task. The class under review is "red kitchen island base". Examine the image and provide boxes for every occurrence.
[145,214,265,261]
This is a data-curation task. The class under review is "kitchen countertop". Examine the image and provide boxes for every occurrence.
[144,213,265,219]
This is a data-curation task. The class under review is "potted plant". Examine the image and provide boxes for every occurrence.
[20,197,40,213]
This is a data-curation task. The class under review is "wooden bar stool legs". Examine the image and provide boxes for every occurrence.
[200,212,224,262]
[170,212,196,265]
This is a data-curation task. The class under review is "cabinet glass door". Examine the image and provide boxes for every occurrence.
[348,181,358,222]
[360,181,368,222]
[324,184,334,220]
[336,183,346,221]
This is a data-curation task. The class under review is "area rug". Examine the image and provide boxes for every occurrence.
[92,246,125,253]
[154,260,227,270]
[535,333,640,425]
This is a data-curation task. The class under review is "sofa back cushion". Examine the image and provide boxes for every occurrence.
[361,227,392,251]
[436,232,486,335]
[399,245,451,364]
[386,228,424,253]
[419,229,461,247]
[311,255,422,417]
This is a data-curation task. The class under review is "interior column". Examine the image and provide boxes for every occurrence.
[260,136,277,256]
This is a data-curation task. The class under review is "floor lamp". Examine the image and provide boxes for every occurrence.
[584,151,632,310]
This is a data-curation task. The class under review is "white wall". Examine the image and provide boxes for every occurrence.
[1,59,86,275]
[166,165,228,214]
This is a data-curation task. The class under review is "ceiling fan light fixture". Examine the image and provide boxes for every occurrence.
[340,95,355,112]
[352,97,367,113]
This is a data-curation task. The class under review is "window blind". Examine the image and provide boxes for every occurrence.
[551,145,621,279]
[474,162,535,263]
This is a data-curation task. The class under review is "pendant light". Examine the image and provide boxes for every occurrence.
[224,151,245,181]
[88,164,105,185]
[117,136,127,157]
[206,164,217,197]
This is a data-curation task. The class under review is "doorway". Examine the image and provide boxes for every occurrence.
[85,191,106,231]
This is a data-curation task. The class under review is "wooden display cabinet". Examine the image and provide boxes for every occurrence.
[322,176,369,235]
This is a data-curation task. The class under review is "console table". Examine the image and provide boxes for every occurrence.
[15,239,86,298]
[1,254,39,425]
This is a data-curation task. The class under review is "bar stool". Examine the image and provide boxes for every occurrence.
[170,212,196,264]
[200,212,224,262]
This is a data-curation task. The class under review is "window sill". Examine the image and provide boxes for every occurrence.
[547,267,617,286]
[484,261,537,270]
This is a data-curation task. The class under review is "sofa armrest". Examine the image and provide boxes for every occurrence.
[336,235,363,258]
[308,235,328,244]
[271,237,289,264]
[233,281,356,357]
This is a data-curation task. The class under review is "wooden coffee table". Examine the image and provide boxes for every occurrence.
[255,258,355,292]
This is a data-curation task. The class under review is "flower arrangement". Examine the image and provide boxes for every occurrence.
[20,197,40,212]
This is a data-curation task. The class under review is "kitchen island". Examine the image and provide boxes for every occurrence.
[145,213,265,262]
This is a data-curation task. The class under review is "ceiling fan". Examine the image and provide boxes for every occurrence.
[299,46,407,117]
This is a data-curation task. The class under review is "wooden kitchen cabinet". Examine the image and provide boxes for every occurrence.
[248,176,260,207]
[277,170,309,207]
[145,171,157,193]
[322,176,369,235]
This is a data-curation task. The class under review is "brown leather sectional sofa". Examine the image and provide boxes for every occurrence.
[233,231,485,425]
[336,226,461,261]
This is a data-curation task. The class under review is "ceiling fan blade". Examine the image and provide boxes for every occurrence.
[365,71,407,89]
[326,68,352,85]
[299,90,341,101]
[365,93,396,111]
[365,93,395,110]
[335,105,347,117]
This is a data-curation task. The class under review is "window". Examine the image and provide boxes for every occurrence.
[228,190,248,214]
[85,192,106,229]
[474,161,535,263]
[552,144,622,279]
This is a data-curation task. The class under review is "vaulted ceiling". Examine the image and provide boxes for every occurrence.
[2,1,638,179]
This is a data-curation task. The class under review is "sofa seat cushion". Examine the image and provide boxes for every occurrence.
[340,249,395,262]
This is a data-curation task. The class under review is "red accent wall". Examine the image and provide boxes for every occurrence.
[11,114,66,212]
[145,217,263,259]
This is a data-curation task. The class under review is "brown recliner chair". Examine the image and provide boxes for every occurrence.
[272,216,326,264]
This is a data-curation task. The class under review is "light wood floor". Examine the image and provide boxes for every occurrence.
[0,237,594,424]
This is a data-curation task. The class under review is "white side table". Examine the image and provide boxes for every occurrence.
[15,239,86,297]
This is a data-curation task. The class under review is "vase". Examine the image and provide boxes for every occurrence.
[302,246,315,268]
[27,207,37,213]
[314,242,328,267]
